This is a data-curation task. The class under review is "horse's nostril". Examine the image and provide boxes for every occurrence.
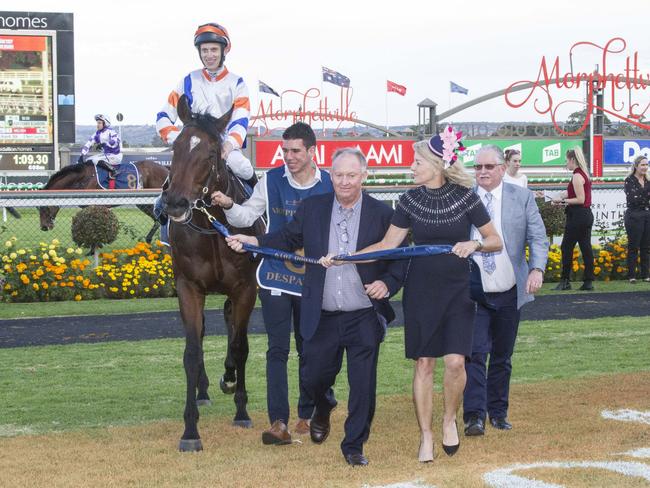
[41,226,48,231]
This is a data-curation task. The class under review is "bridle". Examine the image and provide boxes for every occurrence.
[171,123,233,235]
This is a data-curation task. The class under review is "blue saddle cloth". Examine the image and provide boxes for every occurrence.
[95,162,141,189]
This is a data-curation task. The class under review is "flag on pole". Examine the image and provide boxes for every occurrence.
[259,80,279,96]
[450,81,469,95]
[322,66,350,87]
[387,80,407,96]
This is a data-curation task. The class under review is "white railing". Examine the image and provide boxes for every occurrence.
[0,189,160,208]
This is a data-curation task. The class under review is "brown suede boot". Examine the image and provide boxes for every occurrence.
[294,418,311,435]
[261,420,292,445]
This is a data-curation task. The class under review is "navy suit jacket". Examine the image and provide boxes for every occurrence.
[258,192,407,341]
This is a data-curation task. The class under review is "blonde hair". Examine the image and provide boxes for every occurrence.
[413,140,473,188]
[566,146,589,174]
[629,155,650,180]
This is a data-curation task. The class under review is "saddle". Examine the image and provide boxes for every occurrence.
[94,162,141,190]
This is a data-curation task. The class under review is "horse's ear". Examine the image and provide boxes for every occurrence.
[215,106,234,136]
[178,95,192,124]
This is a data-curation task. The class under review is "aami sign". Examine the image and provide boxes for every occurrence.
[253,139,416,168]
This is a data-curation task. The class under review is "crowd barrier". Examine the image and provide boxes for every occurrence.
[0,185,631,247]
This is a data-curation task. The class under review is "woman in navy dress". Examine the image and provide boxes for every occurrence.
[323,127,501,463]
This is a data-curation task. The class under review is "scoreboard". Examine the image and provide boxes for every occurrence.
[0,11,75,172]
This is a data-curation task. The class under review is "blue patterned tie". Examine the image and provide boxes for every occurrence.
[482,192,496,274]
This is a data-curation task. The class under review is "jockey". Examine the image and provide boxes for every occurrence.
[156,22,255,185]
[79,114,123,180]
[154,22,255,246]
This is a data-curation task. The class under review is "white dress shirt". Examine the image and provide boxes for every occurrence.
[223,164,323,228]
[472,182,517,292]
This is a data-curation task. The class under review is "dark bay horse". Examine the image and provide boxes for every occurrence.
[38,159,169,244]
[161,95,263,451]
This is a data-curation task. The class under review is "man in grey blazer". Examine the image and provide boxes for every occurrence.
[463,145,549,436]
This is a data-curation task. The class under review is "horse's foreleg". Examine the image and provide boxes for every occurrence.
[196,316,211,406]
[220,298,237,394]
[177,281,206,451]
[229,287,255,428]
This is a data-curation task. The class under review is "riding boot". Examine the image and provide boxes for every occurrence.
[553,279,571,291]
[97,160,117,180]
[153,195,168,226]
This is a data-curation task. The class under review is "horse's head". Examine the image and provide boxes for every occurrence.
[161,95,232,223]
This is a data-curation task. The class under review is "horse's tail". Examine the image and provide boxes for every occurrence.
[133,160,169,189]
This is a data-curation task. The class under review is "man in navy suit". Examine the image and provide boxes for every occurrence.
[463,145,548,436]
[227,148,406,466]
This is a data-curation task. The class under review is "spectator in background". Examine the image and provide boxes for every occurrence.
[624,155,650,283]
[552,147,594,291]
[463,145,548,437]
[503,149,528,188]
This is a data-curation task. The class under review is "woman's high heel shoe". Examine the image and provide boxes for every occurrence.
[442,420,460,457]
[418,434,434,463]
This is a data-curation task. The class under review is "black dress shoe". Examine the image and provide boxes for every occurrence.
[345,453,368,466]
[489,417,512,430]
[464,416,485,436]
[310,408,332,444]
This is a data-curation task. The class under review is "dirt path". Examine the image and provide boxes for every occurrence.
[0,373,648,488]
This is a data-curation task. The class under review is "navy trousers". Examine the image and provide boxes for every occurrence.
[259,288,313,424]
[303,307,383,456]
[463,286,521,423]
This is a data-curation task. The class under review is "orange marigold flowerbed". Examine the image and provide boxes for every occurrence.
[1,238,174,303]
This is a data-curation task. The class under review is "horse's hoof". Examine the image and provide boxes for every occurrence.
[196,399,212,407]
[178,438,203,452]
[232,419,253,429]
[220,376,236,395]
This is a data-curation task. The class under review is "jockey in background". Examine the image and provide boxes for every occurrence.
[79,114,123,179]
[156,22,255,185]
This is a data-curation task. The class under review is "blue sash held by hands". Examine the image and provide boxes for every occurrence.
[208,216,489,306]
[209,217,452,263]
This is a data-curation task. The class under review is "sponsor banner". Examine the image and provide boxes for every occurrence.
[603,139,650,165]
[461,139,582,166]
[544,188,626,230]
[254,139,415,168]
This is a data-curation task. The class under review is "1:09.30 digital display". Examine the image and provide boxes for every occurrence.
[12,153,49,165]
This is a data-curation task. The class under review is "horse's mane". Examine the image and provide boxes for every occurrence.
[44,162,93,189]
[187,112,224,143]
